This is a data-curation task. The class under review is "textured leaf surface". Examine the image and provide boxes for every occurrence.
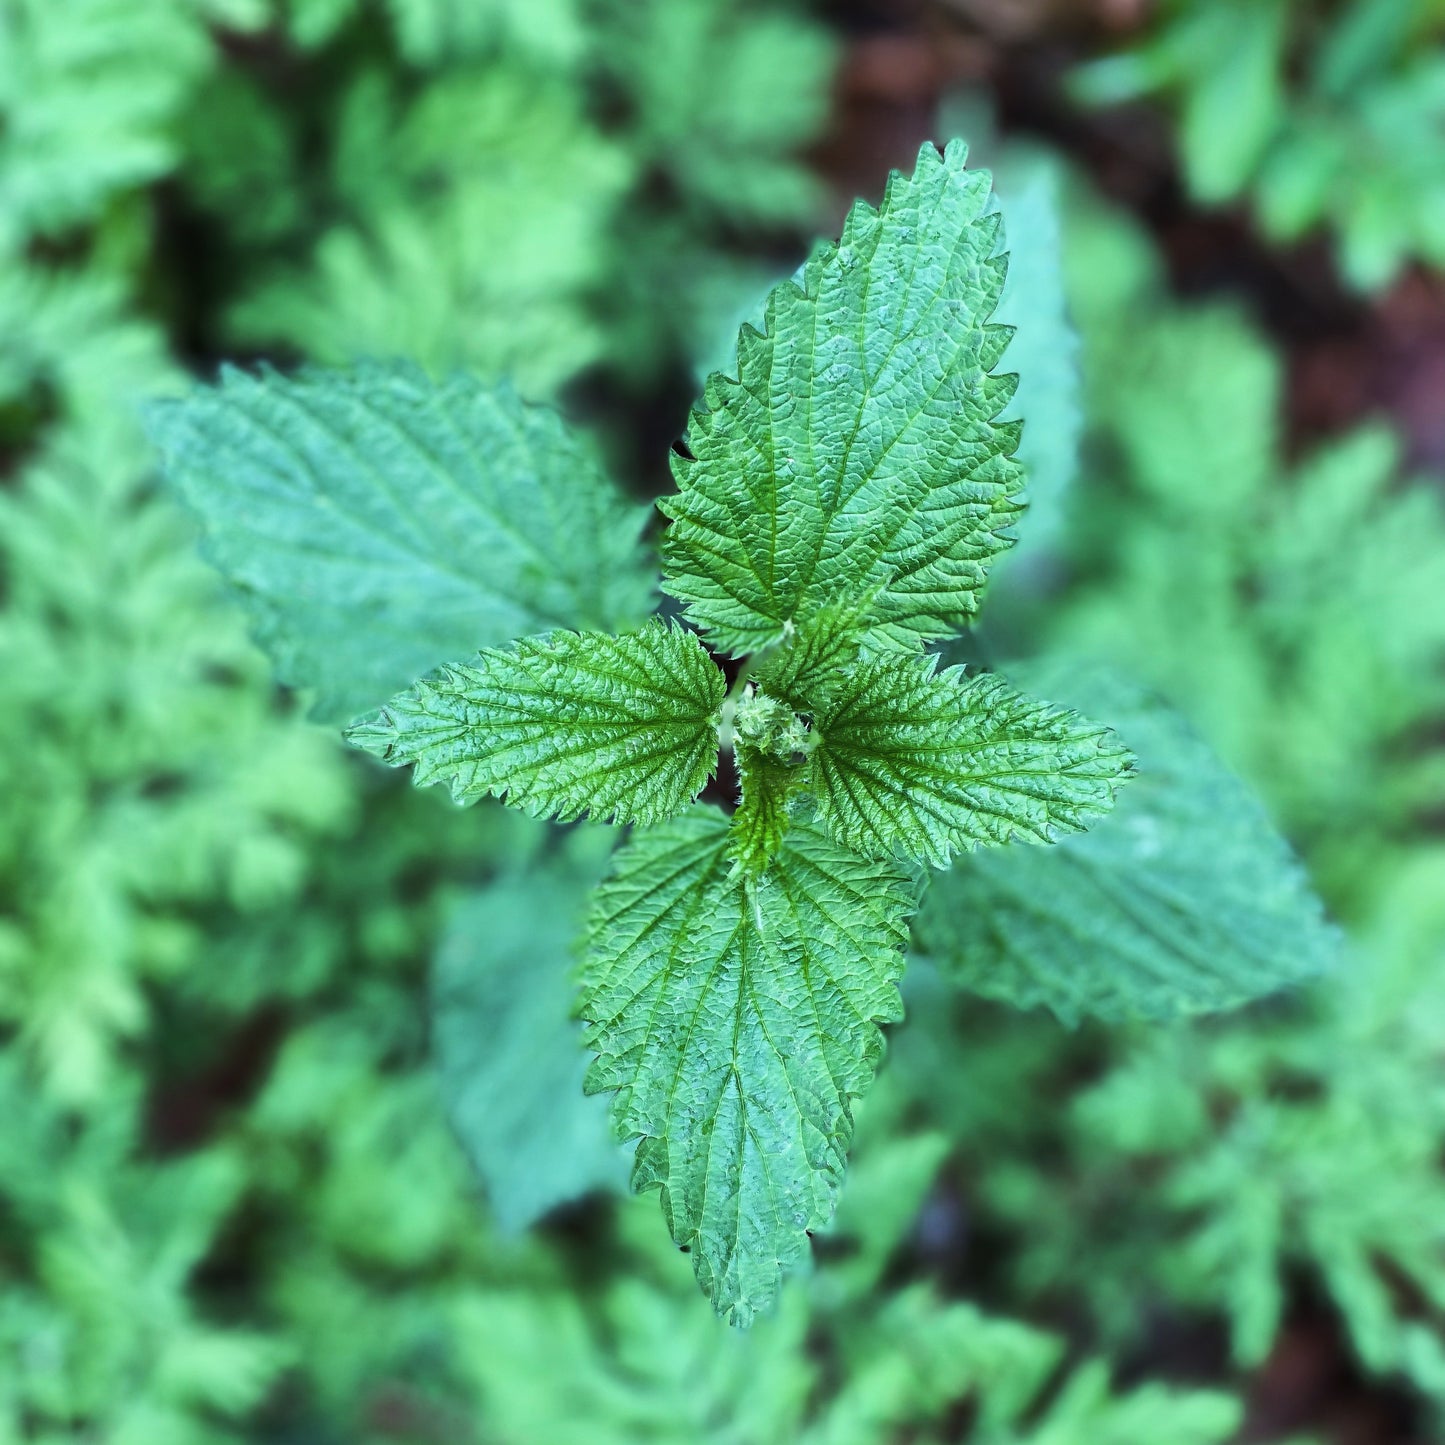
[145,363,655,722]
[579,811,916,1324]
[730,745,805,875]
[432,843,628,1234]
[915,663,1339,1023]
[347,623,724,826]
[660,139,1023,657]
[754,606,867,709]
[809,656,1133,868]
[728,684,818,871]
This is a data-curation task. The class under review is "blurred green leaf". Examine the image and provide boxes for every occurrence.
[917,662,1339,1023]
[0,0,211,243]
[992,157,1081,560]
[146,363,656,723]
[433,837,630,1233]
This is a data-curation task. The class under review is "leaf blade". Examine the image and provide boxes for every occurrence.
[347,622,725,826]
[660,140,1024,656]
[914,663,1340,1022]
[810,656,1134,867]
[578,811,916,1324]
[145,362,656,721]
[432,842,630,1234]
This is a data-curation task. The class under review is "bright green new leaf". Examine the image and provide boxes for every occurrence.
[579,811,916,1325]
[730,744,806,874]
[755,604,869,708]
[660,139,1023,657]
[347,623,725,826]
[727,684,819,871]
[809,656,1133,868]
[915,663,1339,1023]
[145,363,655,722]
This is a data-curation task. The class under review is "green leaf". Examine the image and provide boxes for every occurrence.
[729,745,804,875]
[755,604,868,707]
[808,655,1133,869]
[1105,309,1280,518]
[579,811,916,1324]
[0,262,176,415]
[660,139,1023,658]
[383,0,587,67]
[914,662,1340,1023]
[1025,1359,1243,1445]
[593,0,835,227]
[726,684,819,871]
[227,68,634,398]
[347,622,724,826]
[144,363,655,722]
[991,156,1081,560]
[286,0,359,48]
[432,841,629,1234]
[1177,0,1288,204]
[0,0,211,243]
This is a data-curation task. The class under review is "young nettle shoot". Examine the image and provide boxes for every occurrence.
[148,141,1335,1326]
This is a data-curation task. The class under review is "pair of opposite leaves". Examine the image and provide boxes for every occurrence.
[148,141,1334,1324]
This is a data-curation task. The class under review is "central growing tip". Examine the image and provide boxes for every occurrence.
[729,686,816,766]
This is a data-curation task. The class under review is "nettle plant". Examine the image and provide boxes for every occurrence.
[149,142,1332,1324]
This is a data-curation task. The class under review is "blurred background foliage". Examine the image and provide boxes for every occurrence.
[2,0,1444,1440]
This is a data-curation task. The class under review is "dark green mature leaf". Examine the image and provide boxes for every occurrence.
[660,140,1023,658]
[432,841,628,1234]
[915,663,1339,1023]
[145,363,655,721]
[809,656,1133,868]
[347,623,724,826]
[579,811,916,1325]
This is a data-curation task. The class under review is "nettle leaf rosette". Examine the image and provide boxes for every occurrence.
[147,140,1335,1327]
